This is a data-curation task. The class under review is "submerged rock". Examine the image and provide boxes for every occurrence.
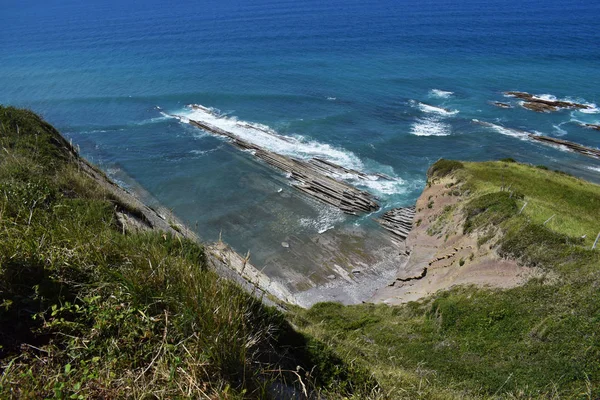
[579,123,600,132]
[492,101,512,109]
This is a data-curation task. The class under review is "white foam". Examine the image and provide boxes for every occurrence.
[174,104,407,197]
[473,119,530,141]
[578,104,600,114]
[429,89,454,99]
[413,101,459,116]
[411,118,451,136]
[178,105,364,170]
[327,97,337,101]
[534,94,558,102]
[587,166,600,173]
[357,175,407,196]
[299,207,345,234]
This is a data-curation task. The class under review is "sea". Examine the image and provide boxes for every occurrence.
[2,0,600,274]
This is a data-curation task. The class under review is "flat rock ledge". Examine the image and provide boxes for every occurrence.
[184,106,380,215]
[375,206,416,241]
[529,135,600,159]
[504,91,592,113]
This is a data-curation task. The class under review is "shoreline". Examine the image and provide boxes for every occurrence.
[90,158,411,307]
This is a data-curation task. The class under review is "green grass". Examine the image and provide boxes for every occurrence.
[0,107,374,398]
[3,109,600,398]
[293,159,600,399]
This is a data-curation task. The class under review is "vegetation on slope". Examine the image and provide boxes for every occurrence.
[0,107,374,398]
[293,159,600,399]
[3,107,599,399]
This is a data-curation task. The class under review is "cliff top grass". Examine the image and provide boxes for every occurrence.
[293,159,600,399]
[0,106,374,399]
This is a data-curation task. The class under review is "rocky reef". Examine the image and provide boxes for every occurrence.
[504,91,592,113]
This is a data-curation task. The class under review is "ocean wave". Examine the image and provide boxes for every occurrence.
[357,175,407,195]
[429,89,454,99]
[179,105,364,169]
[578,104,600,114]
[412,101,459,116]
[299,205,345,234]
[587,166,600,173]
[411,118,451,136]
[472,119,530,141]
[174,104,407,196]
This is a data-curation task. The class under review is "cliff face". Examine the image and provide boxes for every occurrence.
[372,171,538,304]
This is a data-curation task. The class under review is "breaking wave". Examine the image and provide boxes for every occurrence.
[172,105,406,197]
[429,89,454,99]
[411,118,451,136]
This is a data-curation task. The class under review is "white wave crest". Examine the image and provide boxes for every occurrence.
[578,104,600,114]
[412,101,459,116]
[173,105,407,197]
[429,89,454,99]
[587,166,600,173]
[473,119,530,141]
[411,118,451,136]
[178,105,364,170]
[358,175,407,195]
[299,207,345,234]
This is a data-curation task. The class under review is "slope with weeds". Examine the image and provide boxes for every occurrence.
[294,159,600,398]
[0,107,374,398]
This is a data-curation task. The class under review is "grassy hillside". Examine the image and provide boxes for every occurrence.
[292,159,600,399]
[0,107,373,399]
[2,107,599,399]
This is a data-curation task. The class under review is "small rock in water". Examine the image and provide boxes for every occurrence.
[352,269,362,275]
[493,101,512,109]
[281,241,290,248]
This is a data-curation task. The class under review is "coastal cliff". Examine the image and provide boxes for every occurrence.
[2,107,599,399]
[293,159,600,398]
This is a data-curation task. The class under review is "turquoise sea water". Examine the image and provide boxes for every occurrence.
[2,0,600,265]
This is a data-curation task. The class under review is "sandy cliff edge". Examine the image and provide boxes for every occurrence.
[371,175,540,305]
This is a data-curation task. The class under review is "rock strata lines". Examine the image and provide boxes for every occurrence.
[184,108,380,215]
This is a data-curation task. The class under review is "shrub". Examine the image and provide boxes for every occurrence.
[427,159,464,179]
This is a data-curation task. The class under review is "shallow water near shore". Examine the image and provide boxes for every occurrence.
[2,0,600,297]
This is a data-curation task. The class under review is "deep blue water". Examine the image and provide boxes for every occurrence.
[2,0,600,263]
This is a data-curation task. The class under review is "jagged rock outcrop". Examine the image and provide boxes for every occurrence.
[504,91,592,113]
